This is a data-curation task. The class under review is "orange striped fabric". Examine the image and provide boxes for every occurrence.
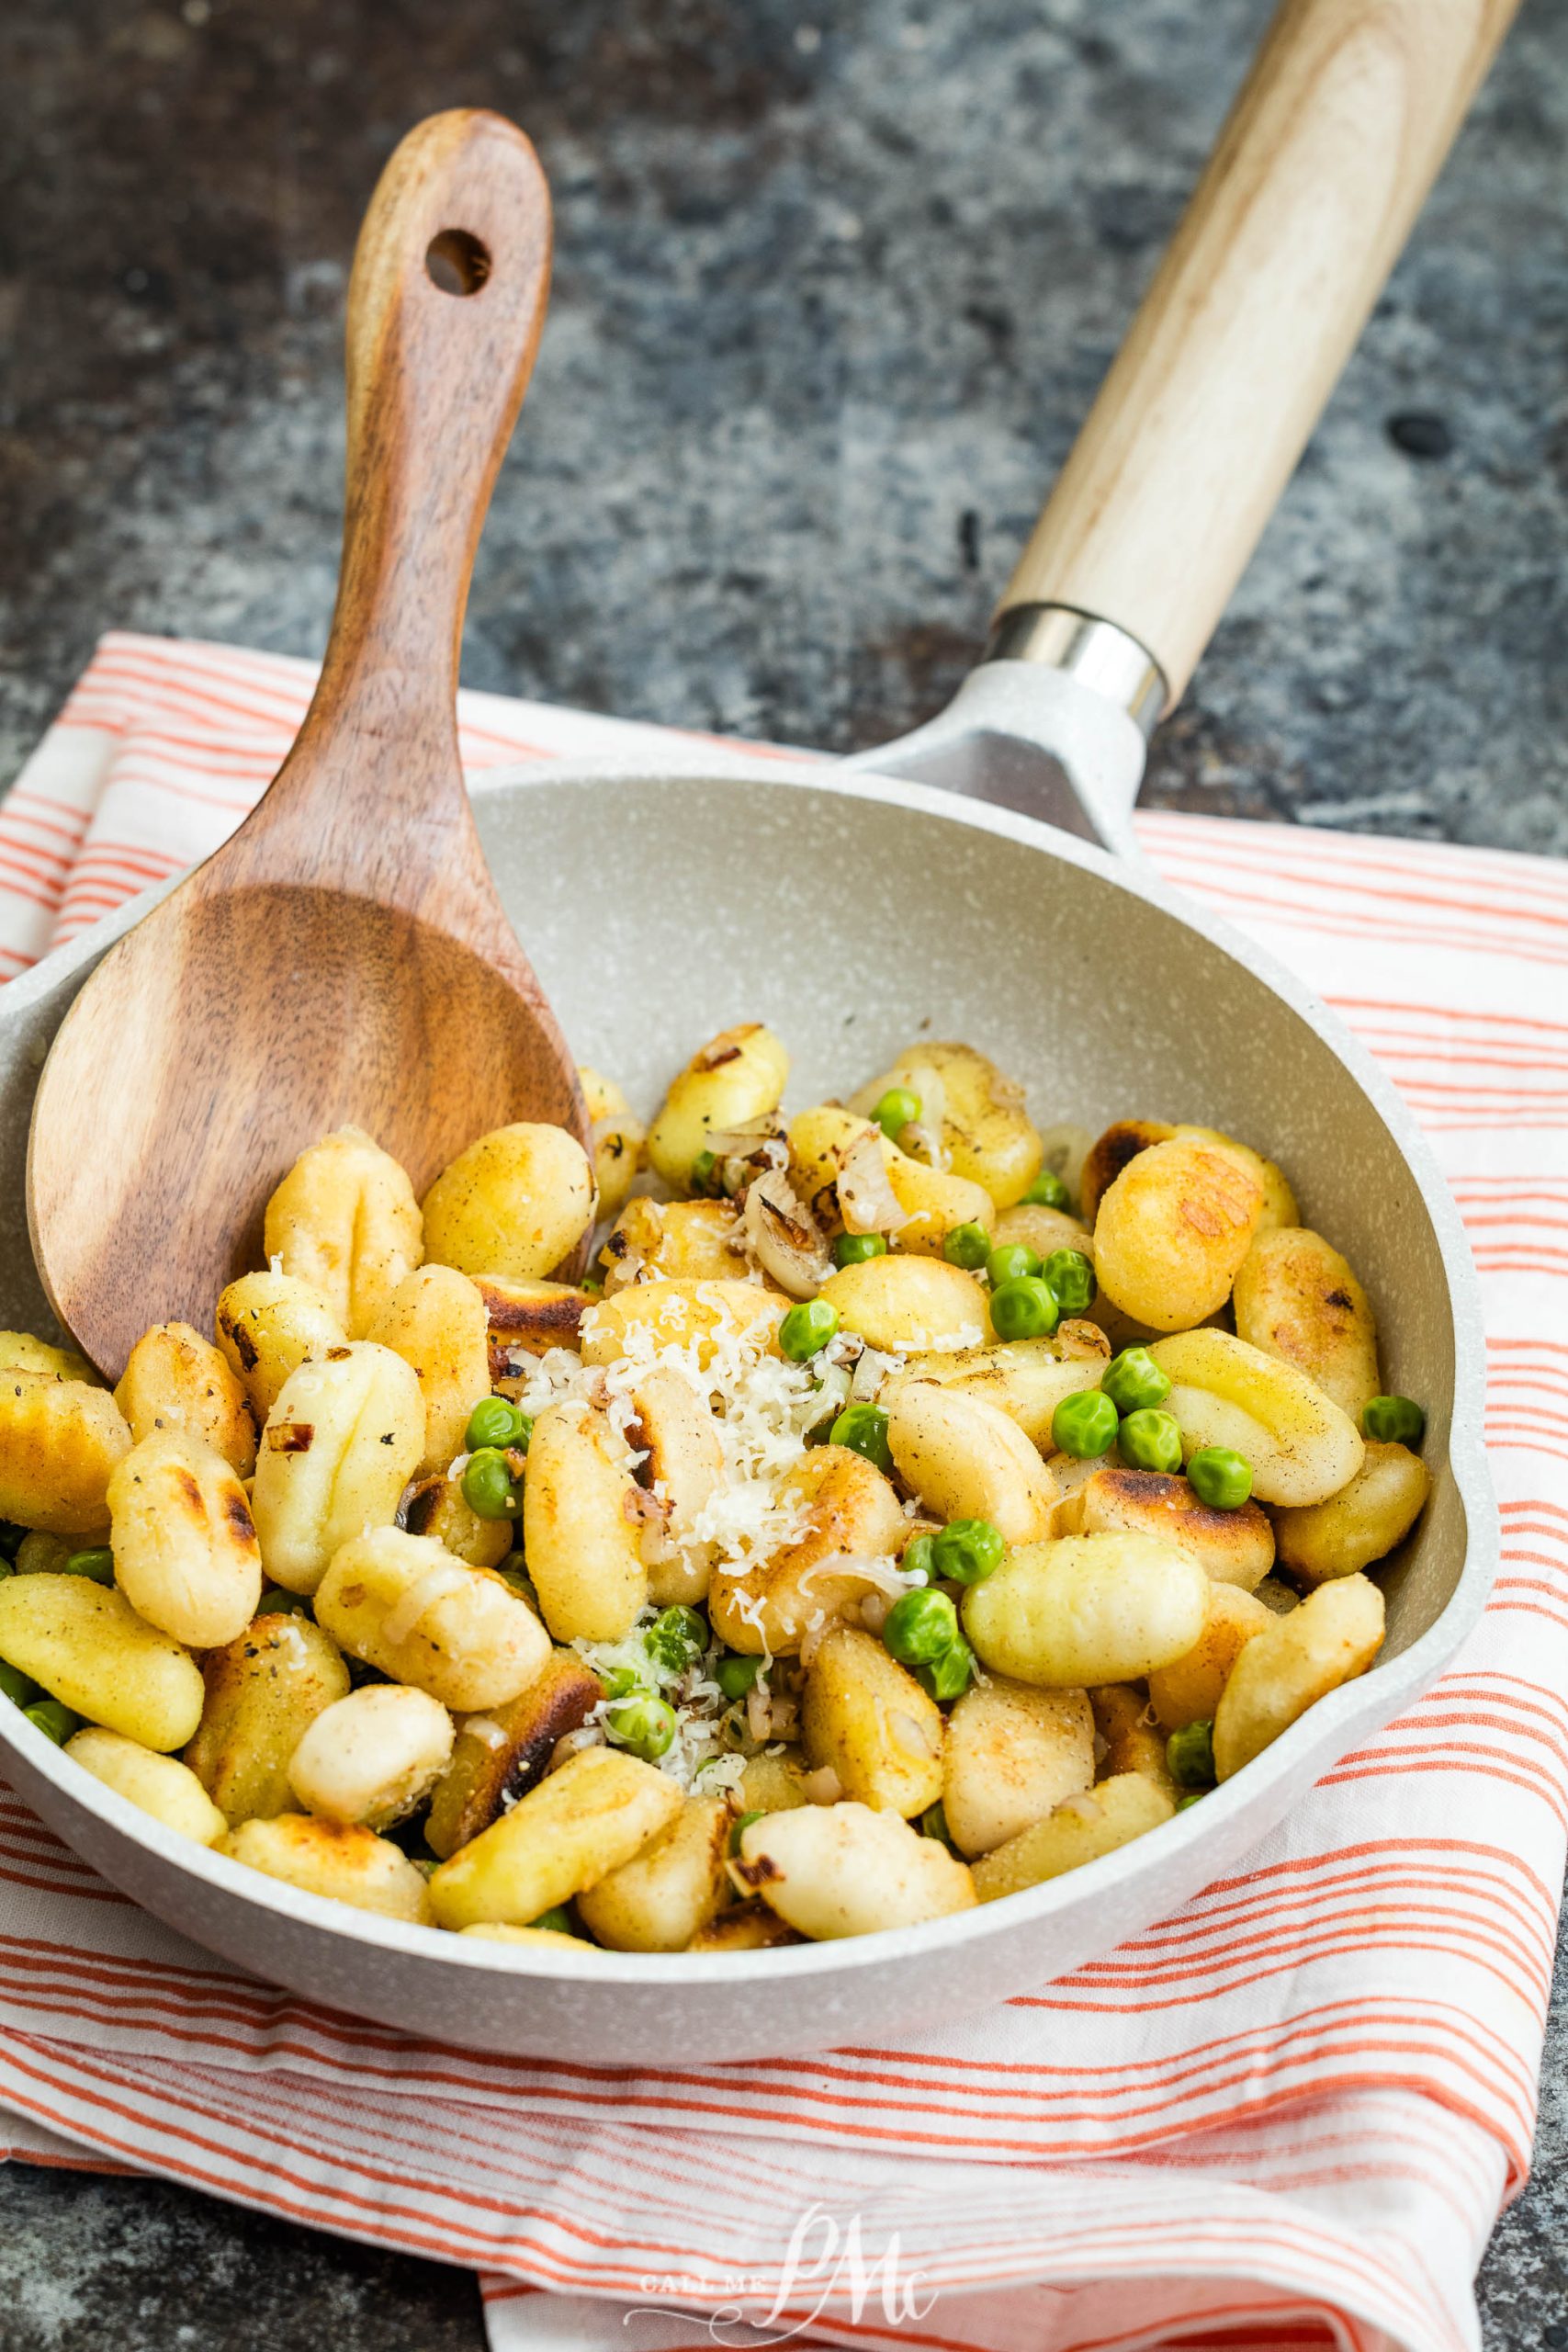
[1,632,1563,2352]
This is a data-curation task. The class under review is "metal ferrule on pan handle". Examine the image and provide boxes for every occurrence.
[986,604,1168,742]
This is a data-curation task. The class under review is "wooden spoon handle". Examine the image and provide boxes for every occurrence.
[283,110,552,801]
[996,0,1517,705]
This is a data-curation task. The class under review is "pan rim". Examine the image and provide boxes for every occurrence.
[0,752,1495,1995]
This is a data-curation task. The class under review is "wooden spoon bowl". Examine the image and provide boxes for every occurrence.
[28,110,585,1375]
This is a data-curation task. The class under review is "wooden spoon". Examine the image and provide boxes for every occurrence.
[28,110,586,1377]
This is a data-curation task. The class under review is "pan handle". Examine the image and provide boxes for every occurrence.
[994,0,1517,713]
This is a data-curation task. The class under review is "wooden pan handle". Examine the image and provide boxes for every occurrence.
[290,110,551,786]
[998,0,1517,705]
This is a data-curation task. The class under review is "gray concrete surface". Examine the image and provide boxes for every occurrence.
[0,0,1565,2345]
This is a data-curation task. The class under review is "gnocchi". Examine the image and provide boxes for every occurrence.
[250,1341,424,1595]
[264,1126,423,1338]
[115,1322,257,1476]
[185,1611,353,1824]
[107,1430,264,1649]
[0,1031,1425,1955]
[422,1122,596,1281]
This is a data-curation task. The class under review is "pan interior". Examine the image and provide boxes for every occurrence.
[475,767,1463,1662]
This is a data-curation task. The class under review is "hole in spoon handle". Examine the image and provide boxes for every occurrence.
[300,110,553,786]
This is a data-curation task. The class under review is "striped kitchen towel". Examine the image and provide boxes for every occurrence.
[2,631,1565,2352]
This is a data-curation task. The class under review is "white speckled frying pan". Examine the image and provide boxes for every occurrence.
[0,0,1515,2060]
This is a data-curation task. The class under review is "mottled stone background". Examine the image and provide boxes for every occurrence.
[1,0,1566,2344]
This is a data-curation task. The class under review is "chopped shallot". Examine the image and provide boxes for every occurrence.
[742,1170,831,1298]
[837,1128,902,1236]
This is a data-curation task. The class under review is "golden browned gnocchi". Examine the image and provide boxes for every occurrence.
[1213,1573,1385,1780]
[427,1745,682,1928]
[422,1121,596,1281]
[800,1623,944,1816]
[0,1029,1426,1957]
[578,1065,645,1219]
[575,1792,732,1951]
[849,1042,1044,1207]
[264,1126,423,1338]
[218,1813,434,1924]
[288,1683,454,1829]
[892,1385,1058,1547]
[1233,1227,1380,1417]
[315,1527,550,1712]
[942,1679,1093,1856]
[1148,1329,1364,1507]
[522,1402,648,1642]
[732,1802,976,1938]
[185,1610,352,1824]
[64,1725,228,1844]
[646,1023,789,1190]
[1272,1441,1431,1586]
[115,1322,257,1476]
[963,1533,1209,1687]
[214,1271,346,1420]
[250,1341,424,1595]
[0,1372,130,1535]
[1092,1138,1264,1331]
[1060,1463,1275,1590]
[599,1197,750,1292]
[368,1264,491,1478]
[0,1574,203,1749]
[107,1430,264,1649]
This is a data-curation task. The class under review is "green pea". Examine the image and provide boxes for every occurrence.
[496,1551,537,1603]
[1043,1249,1095,1315]
[986,1241,1041,1288]
[1362,1394,1426,1446]
[829,1403,893,1476]
[645,1604,709,1675]
[604,1690,677,1761]
[729,1808,765,1855]
[61,1547,116,1585]
[713,1653,763,1702]
[919,1800,954,1848]
[690,1148,718,1195]
[0,1661,39,1707]
[581,1277,605,1299]
[918,1638,976,1703]
[1022,1170,1069,1211]
[931,1518,1005,1587]
[872,1088,921,1139]
[24,1699,80,1747]
[883,1587,960,1667]
[529,1905,578,1935]
[1166,1720,1215,1788]
[254,1588,310,1617]
[988,1276,1059,1341]
[1051,1390,1119,1460]
[901,1532,936,1584]
[942,1222,991,1271]
[1187,1447,1254,1510]
[1101,1346,1172,1415]
[833,1231,887,1268]
[1118,1408,1183,1475]
[600,1665,644,1701]
[462,1446,522,1520]
[466,1395,527,1453]
[1176,1792,1206,1812]
[779,1299,839,1362]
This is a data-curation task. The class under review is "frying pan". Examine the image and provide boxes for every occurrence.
[0,0,1511,2062]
